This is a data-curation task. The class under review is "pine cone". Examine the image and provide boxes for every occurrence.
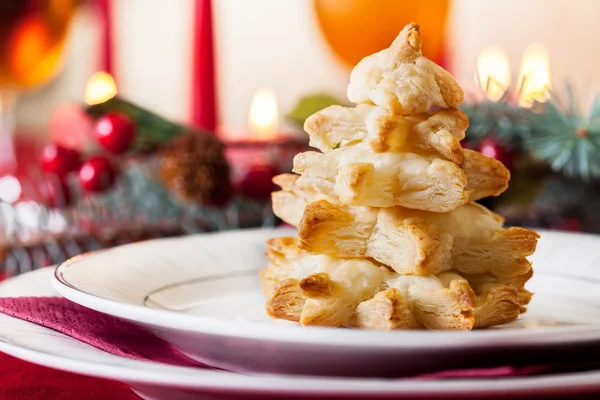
[160,132,230,204]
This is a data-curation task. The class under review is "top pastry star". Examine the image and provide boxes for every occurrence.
[347,23,464,115]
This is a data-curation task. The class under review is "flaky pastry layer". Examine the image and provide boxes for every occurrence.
[291,143,509,212]
[293,144,471,212]
[304,105,468,165]
[298,200,538,277]
[261,237,531,330]
[272,174,537,276]
[347,23,464,115]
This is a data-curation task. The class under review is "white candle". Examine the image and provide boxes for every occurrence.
[248,88,279,140]
[475,46,511,102]
[517,44,551,108]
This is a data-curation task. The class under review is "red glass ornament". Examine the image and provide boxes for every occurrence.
[477,136,514,170]
[78,156,117,193]
[41,143,81,176]
[40,178,71,208]
[94,112,136,154]
[240,163,278,200]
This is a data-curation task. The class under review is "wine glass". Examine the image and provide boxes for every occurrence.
[0,0,80,175]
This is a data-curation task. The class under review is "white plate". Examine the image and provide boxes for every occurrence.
[4,268,600,399]
[52,228,600,377]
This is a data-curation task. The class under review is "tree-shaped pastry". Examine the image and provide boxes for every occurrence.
[262,23,538,331]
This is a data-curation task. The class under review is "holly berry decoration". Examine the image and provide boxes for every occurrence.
[40,178,72,208]
[41,143,81,176]
[240,162,279,201]
[78,156,117,193]
[477,136,514,171]
[94,112,136,154]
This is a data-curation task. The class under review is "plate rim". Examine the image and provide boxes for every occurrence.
[51,228,600,350]
[2,311,600,397]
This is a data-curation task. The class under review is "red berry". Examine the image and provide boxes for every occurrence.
[94,112,136,154]
[40,178,72,208]
[240,163,278,200]
[78,156,117,193]
[41,143,81,176]
[477,136,514,170]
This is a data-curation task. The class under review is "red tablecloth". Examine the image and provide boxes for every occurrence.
[0,353,140,400]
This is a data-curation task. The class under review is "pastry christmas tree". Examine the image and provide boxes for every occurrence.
[261,23,539,330]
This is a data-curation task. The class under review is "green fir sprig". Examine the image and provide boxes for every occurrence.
[461,99,531,149]
[525,84,600,180]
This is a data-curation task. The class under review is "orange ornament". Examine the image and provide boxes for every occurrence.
[313,0,449,68]
[7,16,55,86]
[0,0,78,88]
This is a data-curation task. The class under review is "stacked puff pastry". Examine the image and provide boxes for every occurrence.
[261,23,539,330]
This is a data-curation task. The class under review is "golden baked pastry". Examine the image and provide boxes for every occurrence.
[271,174,326,227]
[462,149,511,200]
[262,237,530,330]
[292,143,508,212]
[304,105,468,164]
[351,269,532,330]
[298,200,538,277]
[347,23,464,115]
[262,237,392,327]
[293,144,470,212]
[263,21,537,331]
[272,174,535,276]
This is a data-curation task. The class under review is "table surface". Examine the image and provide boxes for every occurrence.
[0,352,141,400]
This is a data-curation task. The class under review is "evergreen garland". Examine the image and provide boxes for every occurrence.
[461,99,531,149]
[525,84,600,180]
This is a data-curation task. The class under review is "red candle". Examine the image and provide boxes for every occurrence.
[191,0,217,132]
[96,0,114,77]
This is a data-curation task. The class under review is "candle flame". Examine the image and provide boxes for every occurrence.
[517,44,551,108]
[248,88,278,140]
[85,71,117,105]
[475,46,511,102]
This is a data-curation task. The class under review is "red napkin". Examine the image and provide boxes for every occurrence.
[0,353,140,400]
[0,297,203,367]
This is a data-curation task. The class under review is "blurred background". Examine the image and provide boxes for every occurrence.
[1,0,599,274]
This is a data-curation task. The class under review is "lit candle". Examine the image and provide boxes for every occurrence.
[475,46,511,102]
[248,88,279,141]
[517,44,551,108]
[84,71,118,105]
